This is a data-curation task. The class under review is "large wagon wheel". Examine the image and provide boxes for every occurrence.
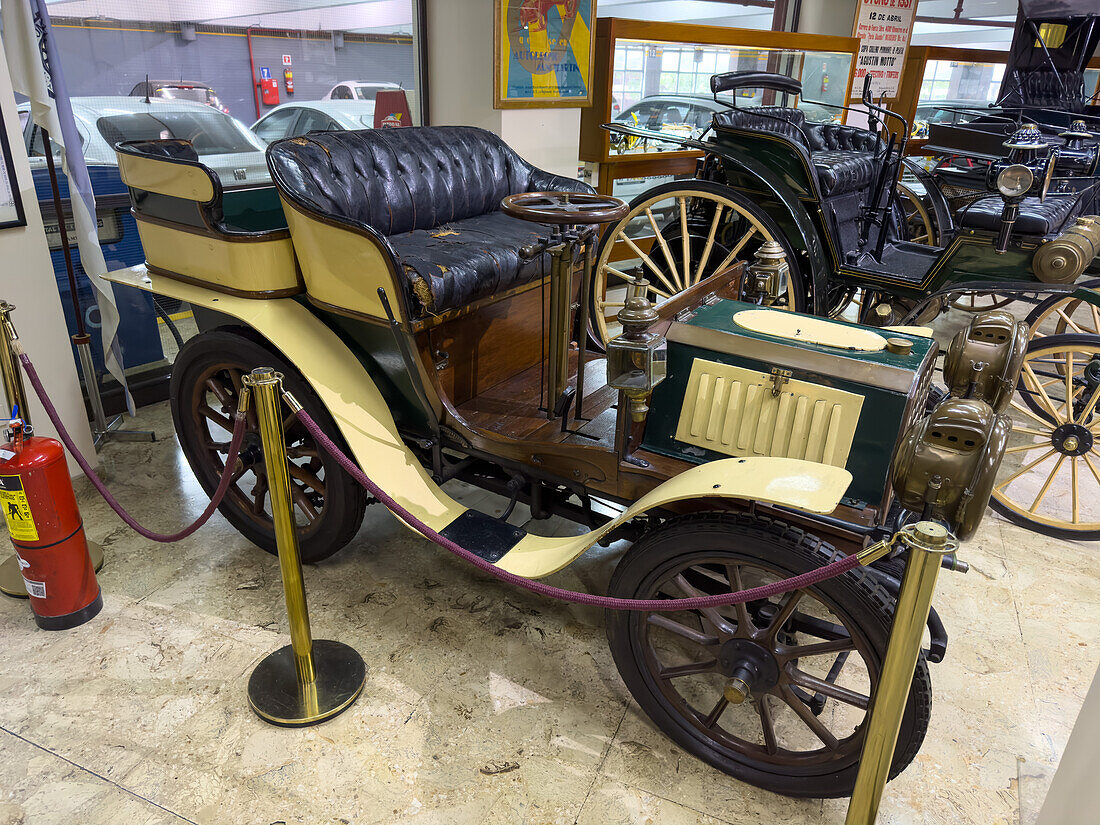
[893,180,938,246]
[990,333,1100,539]
[592,180,806,345]
[948,293,1016,313]
[1025,279,1100,341]
[606,513,930,798]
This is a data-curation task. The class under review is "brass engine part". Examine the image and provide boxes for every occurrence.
[943,309,1028,413]
[1032,216,1100,284]
[890,397,1011,540]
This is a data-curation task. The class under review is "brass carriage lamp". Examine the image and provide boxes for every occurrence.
[1060,119,1094,151]
[740,240,789,306]
[607,274,667,425]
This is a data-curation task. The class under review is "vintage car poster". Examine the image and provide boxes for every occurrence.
[852,0,916,98]
[0,108,26,230]
[495,0,596,108]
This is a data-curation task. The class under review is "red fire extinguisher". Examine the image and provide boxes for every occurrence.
[1,415,101,630]
[283,68,294,95]
[821,64,830,94]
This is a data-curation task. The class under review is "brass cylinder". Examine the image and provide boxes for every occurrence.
[245,367,316,687]
[546,240,574,415]
[845,522,955,824]
[0,302,31,425]
[1032,216,1100,284]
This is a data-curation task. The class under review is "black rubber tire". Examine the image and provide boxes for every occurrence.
[605,512,931,799]
[169,327,368,562]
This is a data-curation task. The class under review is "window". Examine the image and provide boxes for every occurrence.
[331,85,353,100]
[352,84,391,101]
[26,124,82,157]
[253,108,301,143]
[97,111,261,155]
[296,110,338,134]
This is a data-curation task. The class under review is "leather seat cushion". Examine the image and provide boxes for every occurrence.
[389,211,556,315]
[811,150,879,197]
[712,106,807,144]
[958,195,1081,235]
[804,122,879,153]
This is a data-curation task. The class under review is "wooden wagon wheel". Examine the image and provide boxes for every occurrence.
[1025,280,1100,342]
[948,293,1016,313]
[893,180,938,246]
[990,333,1100,539]
[592,180,806,346]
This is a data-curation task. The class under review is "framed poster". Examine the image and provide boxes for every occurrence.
[0,106,27,230]
[495,0,596,108]
[851,0,917,99]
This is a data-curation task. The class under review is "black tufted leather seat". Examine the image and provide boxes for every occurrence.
[267,126,592,316]
[713,107,881,197]
[957,195,1081,235]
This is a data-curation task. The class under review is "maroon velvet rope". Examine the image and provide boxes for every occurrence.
[19,352,248,543]
[295,409,863,611]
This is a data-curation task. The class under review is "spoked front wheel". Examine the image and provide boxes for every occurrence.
[606,513,930,798]
[991,333,1100,539]
[592,180,806,346]
[1024,280,1100,342]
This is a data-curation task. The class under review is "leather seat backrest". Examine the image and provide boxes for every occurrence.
[713,106,807,145]
[267,125,577,236]
[804,122,879,153]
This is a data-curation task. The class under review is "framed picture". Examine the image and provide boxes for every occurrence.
[494,0,597,109]
[0,106,27,230]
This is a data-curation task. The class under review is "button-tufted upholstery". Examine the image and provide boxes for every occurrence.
[267,125,592,316]
[957,194,1081,235]
[713,106,881,197]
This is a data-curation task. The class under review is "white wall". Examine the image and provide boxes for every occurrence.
[0,38,96,476]
[798,0,858,38]
[426,0,581,178]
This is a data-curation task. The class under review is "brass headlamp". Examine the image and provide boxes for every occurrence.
[607,273,667,424]
[890,397,1010,540]
[739,240,788,306]
[942,309,1028,413]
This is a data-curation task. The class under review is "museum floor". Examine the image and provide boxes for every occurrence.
[1,352,1098,824]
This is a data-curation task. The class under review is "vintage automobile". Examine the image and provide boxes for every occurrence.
[598,65,1100,539]
[108,125,1019,798]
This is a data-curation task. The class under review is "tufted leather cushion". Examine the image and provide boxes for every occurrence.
[957,195,1081,235]
[811,150,879,197]
[713,106,807,144]
[804,122,879,153]
[267,125,592,315]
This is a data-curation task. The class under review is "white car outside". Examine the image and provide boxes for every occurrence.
[322,80,401,101]
[251,100,380,144]
[19,96,269,185]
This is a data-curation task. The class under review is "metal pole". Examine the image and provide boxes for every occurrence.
[0,301,104,598]
[74,334,109,435]
[574,232,595,423]
[845,521,956,825]
[243,367,365,727]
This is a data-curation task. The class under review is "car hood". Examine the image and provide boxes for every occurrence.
[199,151,271,186]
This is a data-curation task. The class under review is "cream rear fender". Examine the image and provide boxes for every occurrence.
[106,265,852,578]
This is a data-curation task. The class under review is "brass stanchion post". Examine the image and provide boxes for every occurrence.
[242,367,365,726]
[845,522,956,824]
[0,301,102,598]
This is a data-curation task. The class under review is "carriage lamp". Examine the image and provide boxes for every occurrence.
[1002,124,1048,166]
[1060,120,1094,150]
[995,164,1034,199]
[607,275,667,424]
[740,240,789,306]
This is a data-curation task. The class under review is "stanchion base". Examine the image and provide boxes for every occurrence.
[0,541,104,599]
[247,639,366,727]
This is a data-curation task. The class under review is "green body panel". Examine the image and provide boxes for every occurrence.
[713,131,816,199]
[221,186,287,233]
[642,299,936,506]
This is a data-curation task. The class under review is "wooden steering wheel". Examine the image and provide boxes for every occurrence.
[501,192,629,225]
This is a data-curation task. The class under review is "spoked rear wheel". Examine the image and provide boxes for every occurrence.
[606,513,930,798]
[1025,280,1100,342]
[592,181,806,346]
[170,328,368,562]
[991,333,1100,539]
[948,293,1015,313]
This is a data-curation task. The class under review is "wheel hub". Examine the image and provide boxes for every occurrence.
[717,638,780,702]
[1052,422,1093,456]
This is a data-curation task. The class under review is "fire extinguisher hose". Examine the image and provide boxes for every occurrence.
[294,409,864,612]
[18,352,248,543]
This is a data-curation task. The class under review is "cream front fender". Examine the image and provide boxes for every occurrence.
[106,266,851,581]
[497,457,851,578]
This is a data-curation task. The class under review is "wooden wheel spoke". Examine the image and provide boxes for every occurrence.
[779,685,839,750]
[1072,456,1080,524]
[781,637,856,658]
[1023,362,1065,424]
[1011,424,1054,438]
[694,204,724,285]
[645,207,683,291]
[251,472,269,515]
[198,403,234,434]
[659,659,718,680]
[647,613,719,647]
[1029,453,1067,512]
[1005,441,1053,453]
[618,235,679,296]
[712,226,758,276]
[290,485,319,523]
[765,590,805,638]
[996,448,1057,490]
[785,665,869,710]
[1083,453,1100,487]
[727,565,753,633]
[756,695,779,755]
[288,462,326,496]
[700,694,729,729]
[678,197,691,290]
[1075,383,1100,425]
[1009,399,1061,429]
[205,377,233,407]
[672,573,737,636]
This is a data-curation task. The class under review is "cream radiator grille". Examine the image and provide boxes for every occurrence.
[674,358,864,467]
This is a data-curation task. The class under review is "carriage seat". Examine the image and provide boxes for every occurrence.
[713,107,881,197]
[267,125,592,317]
[957,195,1081,236]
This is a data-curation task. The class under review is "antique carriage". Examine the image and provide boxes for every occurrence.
[109,125,1019,797]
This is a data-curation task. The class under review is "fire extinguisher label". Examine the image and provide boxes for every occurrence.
[22,578,46,599]
[0,475,38,542]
